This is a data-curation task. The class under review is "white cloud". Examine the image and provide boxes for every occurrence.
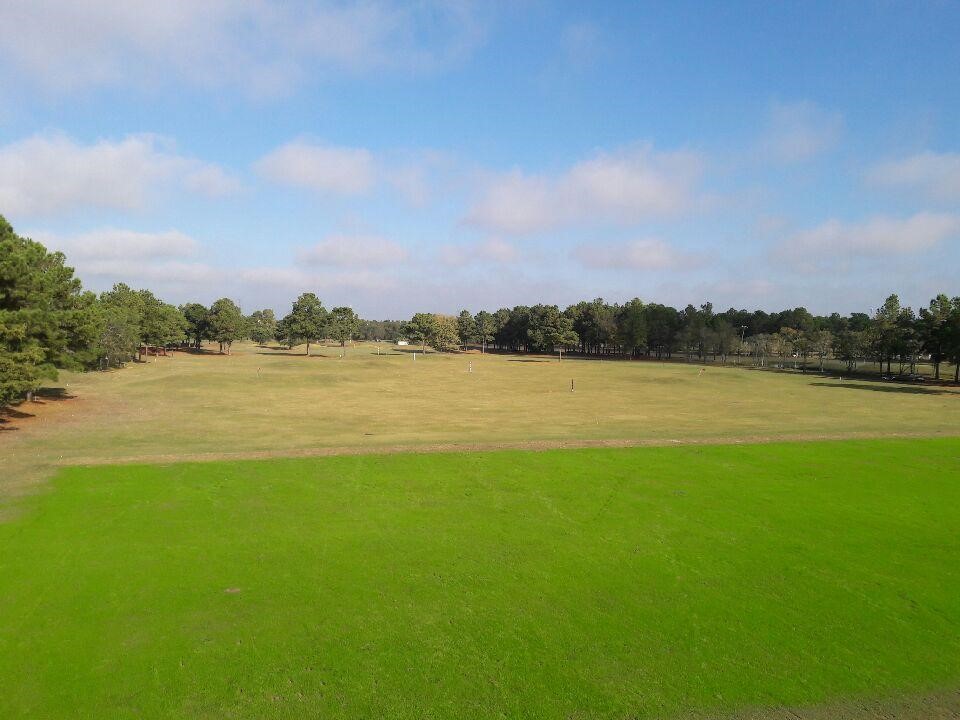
[466,145,703,235]
[0,1,487,98]
[867,151,960,202]
[777,212,960,268]
[439,237,518,266]
[0,133,239,217]
[759,101,843,163]
[28,226,216,300]
[236,266,404,313]
[572,238,704,271]
[297,234,408,267]
[256,140,451,204]
[256,142,376,196]
[388,164,432,206]
[36,228,199,261]
[183,165,243,197]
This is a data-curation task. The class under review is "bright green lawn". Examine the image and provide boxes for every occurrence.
[2,439,958,719]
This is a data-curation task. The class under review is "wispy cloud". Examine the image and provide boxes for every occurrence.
[466,145,703,235]
[775,212,960,270]
[35,227,199,261]
[439,237,518,266]
[256,140,450,204]
[572,238,704,271]
[256,142,377,196]
[0,1,489,99]
[297,234,408,267]
[0,133,239,218]
[867,151,960,202]
[30,226,216,299]
[560,21,603,67]
[759,101,843,163]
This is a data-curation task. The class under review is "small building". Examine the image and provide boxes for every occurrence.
[396,340,409,346]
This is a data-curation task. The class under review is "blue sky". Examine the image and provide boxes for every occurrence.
[1,1,958,318]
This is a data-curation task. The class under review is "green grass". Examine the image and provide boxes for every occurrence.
[2,439,958,719]
[4,341,960,498]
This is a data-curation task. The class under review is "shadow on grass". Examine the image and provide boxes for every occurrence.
[0,408,27,430]
[255,351,331,358]
[36,387,75,400]
[173,347,223,355]
[809,382,952,396]
[1,388,75,431]
[507,358,552,363]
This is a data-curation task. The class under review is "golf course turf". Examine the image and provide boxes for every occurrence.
[2,439,958,718]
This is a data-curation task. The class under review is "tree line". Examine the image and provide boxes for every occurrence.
[430,294,960,380]
[3,214,960,406]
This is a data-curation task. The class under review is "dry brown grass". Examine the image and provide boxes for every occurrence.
[3,340,960,504]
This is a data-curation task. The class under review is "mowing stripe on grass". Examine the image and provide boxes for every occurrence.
[1,439,958,719]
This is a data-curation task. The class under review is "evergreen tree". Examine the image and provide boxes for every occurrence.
[0,216,96,403]
[474,310,497,353]
[456,310,477,350]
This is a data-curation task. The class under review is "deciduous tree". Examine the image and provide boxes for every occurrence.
[280,293,328,355]
[208,298,246,354]
[248,309,277,346]
[181,303,210,349]
[405,312,437,353]
[328,306,359,347]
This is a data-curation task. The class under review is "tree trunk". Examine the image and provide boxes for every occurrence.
[306,342,311,356]
[935,359,941,380]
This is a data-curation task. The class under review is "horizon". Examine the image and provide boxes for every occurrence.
[2,1,959,317]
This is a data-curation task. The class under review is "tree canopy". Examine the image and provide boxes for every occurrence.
[248,309,277,346]
[0,216,96,402]
[208,298,246,354]
[328,306,359,347]
[278,293,327,355]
